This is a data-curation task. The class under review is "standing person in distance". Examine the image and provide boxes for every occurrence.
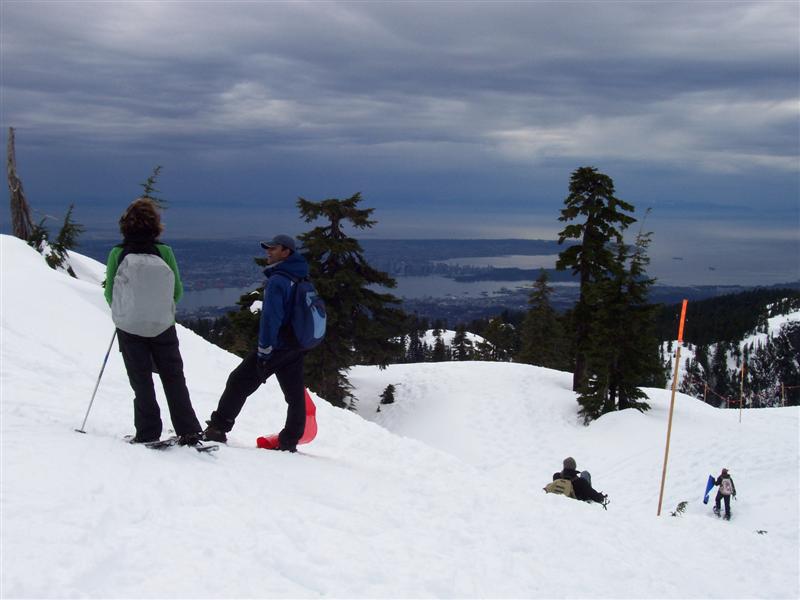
[203,234,308,452]
[713,468,737,520]
[105,198,203,445]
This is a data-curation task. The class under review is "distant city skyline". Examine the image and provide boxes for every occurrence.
[1,1,798,285]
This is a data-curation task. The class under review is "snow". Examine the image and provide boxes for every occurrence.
[420,328,486,348]
[667,303,800,392]
[741,309,800,351]
[1,234,798,599]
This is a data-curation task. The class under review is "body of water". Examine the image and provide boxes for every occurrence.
[389,275,533,299]
[179,285,260,311]
[178,275,551,311]
[434,254,558,269]
[438,251,799,287]
[174,241,798,312]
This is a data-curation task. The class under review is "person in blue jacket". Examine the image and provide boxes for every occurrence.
[203,234,307,452]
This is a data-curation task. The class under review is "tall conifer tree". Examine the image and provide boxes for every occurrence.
[575,228,661,422]
[609,229,661,410]
[556,166,636,392]
[297,193,405,408]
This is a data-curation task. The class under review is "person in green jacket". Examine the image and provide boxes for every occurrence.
[105,197,202,445]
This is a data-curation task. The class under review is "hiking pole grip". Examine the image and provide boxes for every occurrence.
[75,330,117,433]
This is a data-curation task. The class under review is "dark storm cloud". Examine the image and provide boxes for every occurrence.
[1,0,797,259]
[3,1,797,167]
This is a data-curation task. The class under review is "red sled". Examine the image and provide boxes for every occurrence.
[256,389,318,450]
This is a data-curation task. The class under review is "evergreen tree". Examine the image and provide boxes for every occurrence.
[709,342,733,407]
[575,227,658,422]
[556,166,636,392]
[517,269,569,370]
[747,339,776,408]
[679,357,705,400]
[140,166,166,208]
[574,247,623,421]
[695,344,710,376]
[609,229,661,409]
[655,289,800,346]
[48,204,85,276]
[179,314,234,349]
[452,325,473,361]
[212,290,262,358]
[379,384,396,405]
[773,322,800,406]
[431,333,447,362]
[478,317,516,361]
[420,341,432,362]
[432,319,445,337]
[406,321,426,363]
[746,321,800,408]
[297,193,405,408]
[28,204,85,277]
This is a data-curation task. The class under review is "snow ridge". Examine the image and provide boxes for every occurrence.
[1,235,798,599]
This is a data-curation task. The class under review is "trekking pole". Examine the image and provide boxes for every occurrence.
[75,330,117,433]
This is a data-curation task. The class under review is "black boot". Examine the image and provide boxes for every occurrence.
[203,421,228,443]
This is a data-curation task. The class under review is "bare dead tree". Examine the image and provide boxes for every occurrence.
[7,127,35,241]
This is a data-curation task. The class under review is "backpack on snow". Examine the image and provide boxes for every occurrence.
[544,478,577,499]
[111,244,176,337]
[276,273,326,350]
[720,478,734,496]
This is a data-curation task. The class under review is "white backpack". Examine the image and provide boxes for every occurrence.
[111,252,175,337]
[720,478,733,496]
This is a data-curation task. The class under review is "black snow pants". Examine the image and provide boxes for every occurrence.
[715,492,731,517]
[209,348,306,448]
[573,476,606,504]
[118,325,201,439]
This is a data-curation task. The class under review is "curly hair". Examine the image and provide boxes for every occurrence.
[119,197,163,240]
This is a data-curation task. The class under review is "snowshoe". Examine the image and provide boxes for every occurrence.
[125,434,219,453]
[177,432,203,447]
[125,434,159,444]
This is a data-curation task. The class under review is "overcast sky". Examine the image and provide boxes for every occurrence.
[1,1,798,283]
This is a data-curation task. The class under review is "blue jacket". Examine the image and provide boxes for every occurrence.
[258,251,310,354]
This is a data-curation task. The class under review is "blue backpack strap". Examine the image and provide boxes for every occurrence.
[273,271,301,284]
[270,271,301,345]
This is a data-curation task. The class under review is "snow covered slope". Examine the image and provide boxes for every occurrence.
[2,235,798,599]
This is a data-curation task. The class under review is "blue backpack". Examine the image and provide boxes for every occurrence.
[278,273,327,349]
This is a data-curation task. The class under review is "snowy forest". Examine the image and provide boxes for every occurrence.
[10,153,799,417]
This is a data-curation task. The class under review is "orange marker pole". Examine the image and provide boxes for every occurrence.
[658,299,688,516]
